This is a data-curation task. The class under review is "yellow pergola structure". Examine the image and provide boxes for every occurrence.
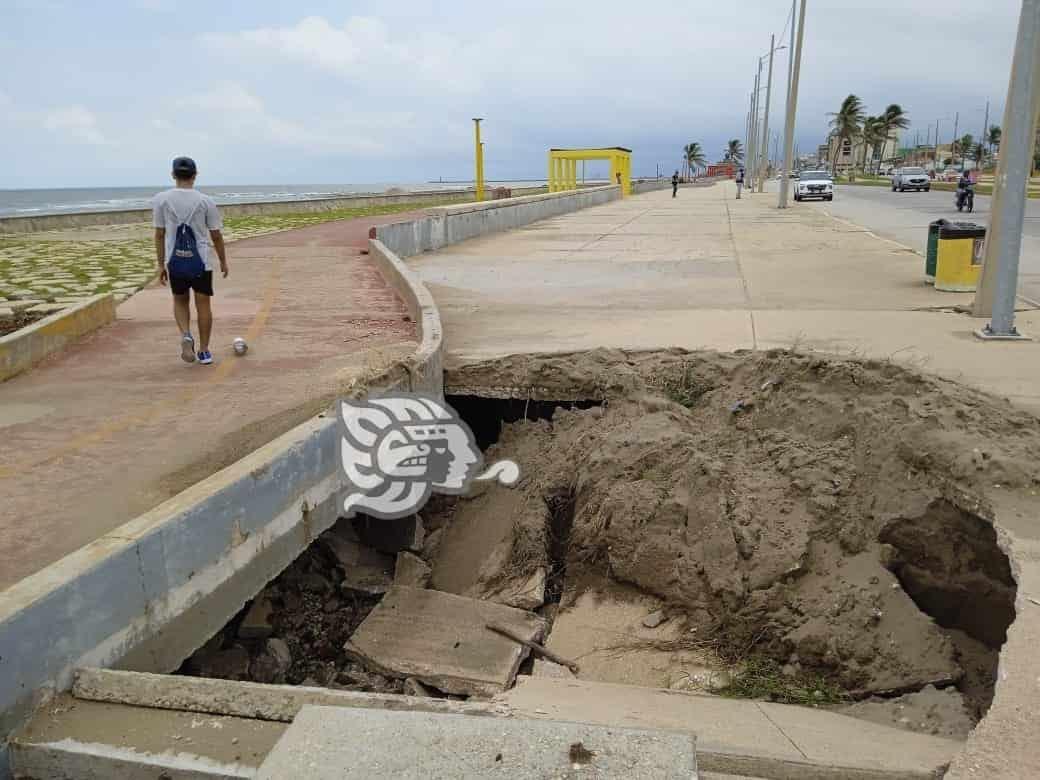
[548,147,632,196]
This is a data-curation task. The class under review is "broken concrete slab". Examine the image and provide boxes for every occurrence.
[238,598,274,639]
[11,694,284,780]
[403,677,436,698]
[250,638,293,685]
[344,586,545,696]
[531,659,575,679]
[320,525,394,595]
[498,677,962,779]
[74,668,511,723]
[394,551,432,588]
[353,514,424,554]
[257,705,697,779]
[475,566,546,610]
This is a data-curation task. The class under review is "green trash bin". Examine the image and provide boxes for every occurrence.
[926,219,948,284]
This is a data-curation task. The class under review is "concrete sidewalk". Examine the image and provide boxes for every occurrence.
[0,214,418,590]
[410,182,1040,413]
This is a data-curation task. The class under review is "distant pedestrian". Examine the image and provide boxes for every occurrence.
[672,170,679,197]
[735,167,745,199]
[152,157,228,365]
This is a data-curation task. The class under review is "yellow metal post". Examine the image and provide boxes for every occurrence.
[473,118,485,202]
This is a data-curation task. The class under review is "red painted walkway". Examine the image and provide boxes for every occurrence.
[0,214,418,589]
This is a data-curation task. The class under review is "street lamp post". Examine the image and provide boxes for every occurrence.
[758,35,777,192]
[779,0,807,208]
[974,0,1040,337]
[472,118,485,202]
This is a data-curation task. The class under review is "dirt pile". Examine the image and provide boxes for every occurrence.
[443,349,1033,714]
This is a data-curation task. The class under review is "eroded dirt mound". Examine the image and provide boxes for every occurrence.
[447,349,1032,712]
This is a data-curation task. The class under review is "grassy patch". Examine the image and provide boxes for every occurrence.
[657,361,714,408]
[0,199,460,303]
[720,657,846,706]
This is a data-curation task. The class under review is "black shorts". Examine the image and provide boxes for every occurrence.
[170,271,213,297]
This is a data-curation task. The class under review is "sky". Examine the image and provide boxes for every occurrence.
[0,0,1022,189]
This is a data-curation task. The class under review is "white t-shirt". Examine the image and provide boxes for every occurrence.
[151,188,223,270]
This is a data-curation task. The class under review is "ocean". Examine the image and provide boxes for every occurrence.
[0,181,547,218]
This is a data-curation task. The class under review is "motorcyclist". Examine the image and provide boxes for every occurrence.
[956,170,974,211]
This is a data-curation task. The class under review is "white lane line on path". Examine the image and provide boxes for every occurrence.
[723,193,758,351]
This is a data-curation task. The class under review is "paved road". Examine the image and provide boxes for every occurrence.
[824,184,1040,304]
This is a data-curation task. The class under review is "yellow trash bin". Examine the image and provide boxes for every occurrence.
[934,222,986,292]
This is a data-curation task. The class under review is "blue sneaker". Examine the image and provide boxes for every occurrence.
[180,334,195,363]
[197,350,213,365]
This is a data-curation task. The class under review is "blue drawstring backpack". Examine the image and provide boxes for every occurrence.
[167,201,205,279]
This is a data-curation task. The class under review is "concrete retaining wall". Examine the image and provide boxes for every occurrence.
[373,185,620,258]
[0,186,547,235]
[0,294,115,382]
[631,179,672,194]
[0,243,442,777]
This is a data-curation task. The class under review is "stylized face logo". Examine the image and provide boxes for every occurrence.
[339,393,518,520]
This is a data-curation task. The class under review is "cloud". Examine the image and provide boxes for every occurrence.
[41,105,107,145]
[201,15,481,95]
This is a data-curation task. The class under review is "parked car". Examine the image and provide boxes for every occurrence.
[794,170,834,201]
[891,167,931,192]
[942,168,961,182]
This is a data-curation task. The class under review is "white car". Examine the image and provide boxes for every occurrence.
[794,171,834,202]
[891,167,931,192]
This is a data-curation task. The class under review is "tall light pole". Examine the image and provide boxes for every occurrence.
[472,118,485,202]
[758,35,777,192]
[974,0,1040,337]
[779,0,807,208]
[750,69,761,192]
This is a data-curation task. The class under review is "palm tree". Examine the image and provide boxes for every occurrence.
[972,142,987,172]
[875,104,910,174]
[725,139,744,163]
[684,142,707,178]
[829,94,865,177]
[860,116,886,173]
[988,125,1002,150]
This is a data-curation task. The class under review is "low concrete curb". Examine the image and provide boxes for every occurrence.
[0,186,547,235]
[0,235,444,776]
[373,185,621,257]
[0,293,115,382]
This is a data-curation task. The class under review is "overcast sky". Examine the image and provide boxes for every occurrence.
[0,0,1022,188]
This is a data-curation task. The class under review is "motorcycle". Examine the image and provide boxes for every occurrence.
[955,182,975,213]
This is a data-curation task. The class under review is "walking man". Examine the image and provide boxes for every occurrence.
[152,157,228,365]
[671,170,679,197]
[735,167,745,199]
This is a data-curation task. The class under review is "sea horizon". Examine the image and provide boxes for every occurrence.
[0,180,556,218]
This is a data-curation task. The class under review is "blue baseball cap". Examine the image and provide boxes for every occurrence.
[172,156,197,177]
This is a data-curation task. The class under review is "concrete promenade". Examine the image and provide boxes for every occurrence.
[0,214,418,589]
[409,182,1040,779]
[410,182,1040,413]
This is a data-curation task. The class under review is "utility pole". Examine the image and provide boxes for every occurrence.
[981,99,990,161]
[750,69,761,192]
[779,0,806,208]
[472,118,485,202]
[758,34,776,192]
[975,0,1040,336]
[951,111,959,166]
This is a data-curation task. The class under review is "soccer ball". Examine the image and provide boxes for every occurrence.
[233,337,248,355]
